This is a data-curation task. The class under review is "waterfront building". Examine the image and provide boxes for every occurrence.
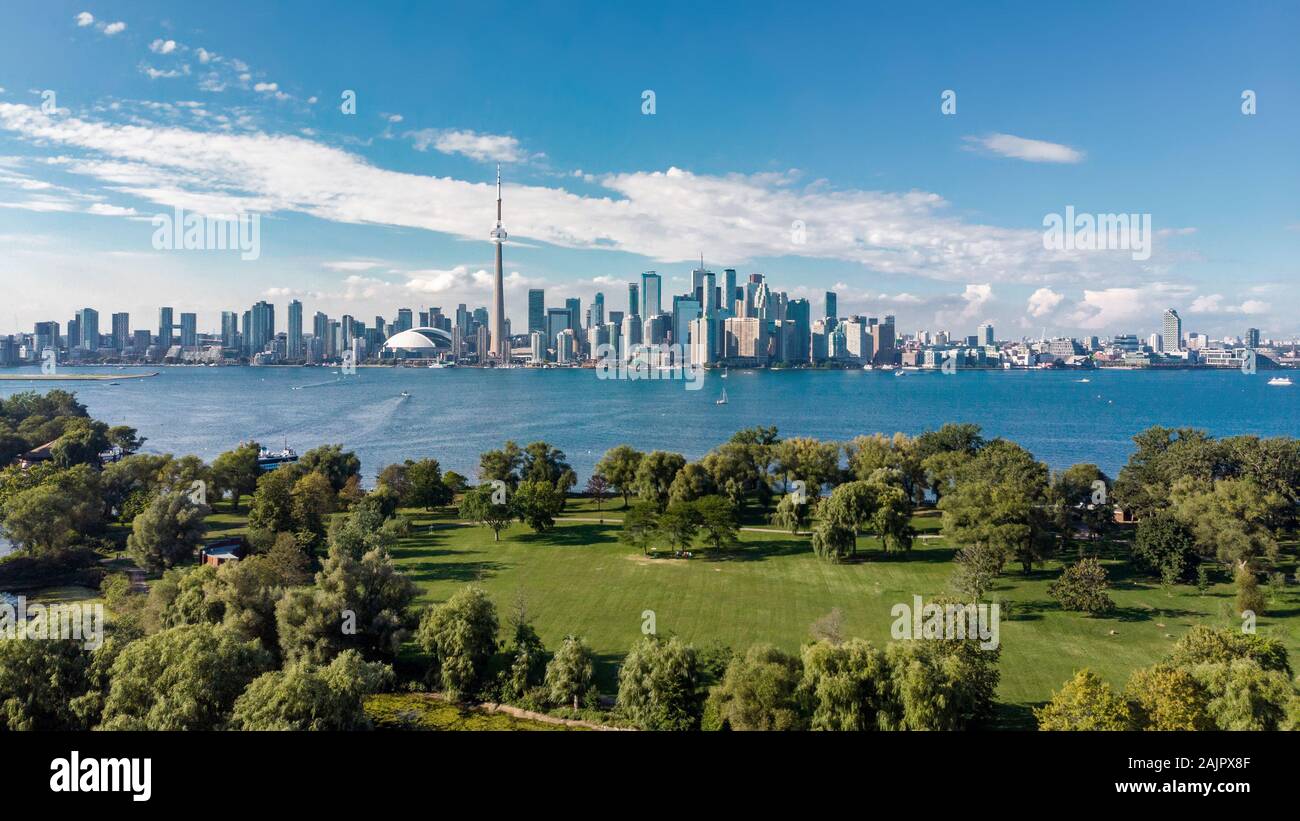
[111,313,130,351]
[628,283,639,317]
[180,312,197,348]
[76,308,99,351]
[1162,308,1183,351]
[591,292,605,328]
[158,307,174,348]
[528,289,545,335]
[640,271,662,319]
[824,290,838,322]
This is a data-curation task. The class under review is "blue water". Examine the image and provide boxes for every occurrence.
[2,366,1297,482]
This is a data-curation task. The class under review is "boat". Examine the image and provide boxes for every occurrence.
[721,368,728,379]
[399,390,411,398]
[427,361,455,369]
[256,442,299,471]
[716,388,728,405]
[1077,378,1091,383]
[1268,376,1292,386]
[894,370,906,377]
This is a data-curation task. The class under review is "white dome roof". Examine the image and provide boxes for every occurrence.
[382,327,452,350]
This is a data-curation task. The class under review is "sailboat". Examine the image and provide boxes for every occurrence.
[716,388,728,405]
[721,367,728,379]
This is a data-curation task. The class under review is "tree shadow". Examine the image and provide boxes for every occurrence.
[403,559,504,584]
[702,539,810,562]
[518,523,620,547]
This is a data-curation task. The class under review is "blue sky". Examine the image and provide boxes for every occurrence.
[0,0,1296,340]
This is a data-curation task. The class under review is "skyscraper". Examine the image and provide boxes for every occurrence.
[222,311,240,349]
[488,164,508,362]
[158,307,174,348]
[528,289,546,335]
[111,313,130,351]
[824,291,837,321]
[1162,308,1182,352]
[628,283,639,317]
[76,308,99,351]
[1247,327,1260,348]
[179,312,197,347]
[640,271,662,319]
[288,300,303,358]
[592,292,605,327]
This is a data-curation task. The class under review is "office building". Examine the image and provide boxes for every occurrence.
[1162,308,1183,351]
[528,289,546,335]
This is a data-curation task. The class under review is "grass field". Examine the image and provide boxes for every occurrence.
[382,497,1300,727]
[97,496,1300,728]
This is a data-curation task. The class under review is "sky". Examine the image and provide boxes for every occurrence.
[0,0,1297,341]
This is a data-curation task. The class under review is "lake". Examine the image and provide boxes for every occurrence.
[1,365,1297,483]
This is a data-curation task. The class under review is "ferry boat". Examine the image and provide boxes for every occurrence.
[1268,376,1292,386]
[257,444,299,471]
[427,361,455,368]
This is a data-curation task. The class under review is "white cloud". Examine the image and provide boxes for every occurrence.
[0,103,1152,286]
[1190,293,1270,315]
[1027,287,1064,318]
[964,133,1084,164]
[323,260,384,272]
[409,128,526,163]
[75,12,94,27]
[102,21,126,35]
[1069,282,1192,329]
[86,202,138,216]
[150,39,178,55]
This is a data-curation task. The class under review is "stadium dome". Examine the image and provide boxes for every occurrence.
[382,327,453,352]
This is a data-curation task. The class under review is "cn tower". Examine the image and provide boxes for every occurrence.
[488,164,508,363]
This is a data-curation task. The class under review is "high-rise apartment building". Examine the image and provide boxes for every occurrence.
[1162,308,1183,351]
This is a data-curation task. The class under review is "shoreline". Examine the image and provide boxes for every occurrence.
[0,372,159,382]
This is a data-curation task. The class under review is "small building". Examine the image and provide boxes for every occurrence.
[200,537,245,568]
[18,439,59,469]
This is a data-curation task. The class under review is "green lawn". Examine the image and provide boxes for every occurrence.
[387,504,1300,726]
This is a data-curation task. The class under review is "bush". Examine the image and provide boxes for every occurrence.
[1048,557,1114,614]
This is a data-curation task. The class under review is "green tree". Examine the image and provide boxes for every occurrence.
[619,501,661,556]
[1035,669,1135,730]
[521,441,577,493]
[0,638,93,730]
[544,634,596,709]
[796,638,892,731]
[693,495,739,551]
[585,473,610,510]
[594,445,643,508]
[127,490,209,573]
[1048,557,1115,614]
[416,586,499,701]
[298,444,361,492]
[459,483,515,541]
[210,442,262,510]
[667,462,716,505]
[617,635,702,730]
[1132,511,1198,581]
[247,465,303,534]
[406,458,453,510]
[658,500,702,553]
[704,644,806,731]
[478,441,524,489]
[513,479,566,533]
[100,623,272,730]
[230,650,393,730]
[634,450,687,511]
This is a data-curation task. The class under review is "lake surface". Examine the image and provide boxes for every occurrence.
[2,366,1297,483]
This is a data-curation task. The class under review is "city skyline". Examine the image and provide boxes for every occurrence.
[1,2,1297,338]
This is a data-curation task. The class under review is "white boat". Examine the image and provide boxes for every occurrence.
[427,361,455,368]
[400,390,411,398]
[894,370,906,377]
[1268,376,1292,386]
[1077,378,1091,383]
[716,388,728,405]
[721,368,728,379]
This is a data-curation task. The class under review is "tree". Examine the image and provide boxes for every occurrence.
[796,638,893,731]
[658,500,702,554]
[276,528,416,665]
[459,484,514,541]
[100,623,272,730]
[866,480,915,554]
[545,635,596,709]
[127,490,209,573]
[0,638,93,730]
[594,445,643,508]
[585,473,611,510]
[810,518,857,563]
[478,440,524,489]
[521,441,577,493]
[634,450,687,511]
[513,479,566,533]
[290,470,336,543]
[1034,670,1134,730]
[1132,511,1198,581]
[1170,477,1283,568]
[229,650,393,730]
[210,442,261,510]
[704,644,806,731]
[617,635,702,730]
[772,436,840,496]
[1166,625,1290,674]
[247,465,303,534]
[298,444,361,492]
[941,470,1054,575]
[668,462,716,505]
[406,458,453,510]
[207,555,288,656]
[694,495,739,551]
[416,586,499,701]
[950,543,1004,602]
[1235,564,1267,617]
[375,462,411,501]
[1125,665,1213,730]
[619,502,660,556]
[1048,557,1114,614]
[50,418,111,468]
[499,594,546,701]
[770,491,813,535]
[1050,463,1111,543]
[2,473,101,553]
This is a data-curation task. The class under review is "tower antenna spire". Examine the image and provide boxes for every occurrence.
[495,163,502,223]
